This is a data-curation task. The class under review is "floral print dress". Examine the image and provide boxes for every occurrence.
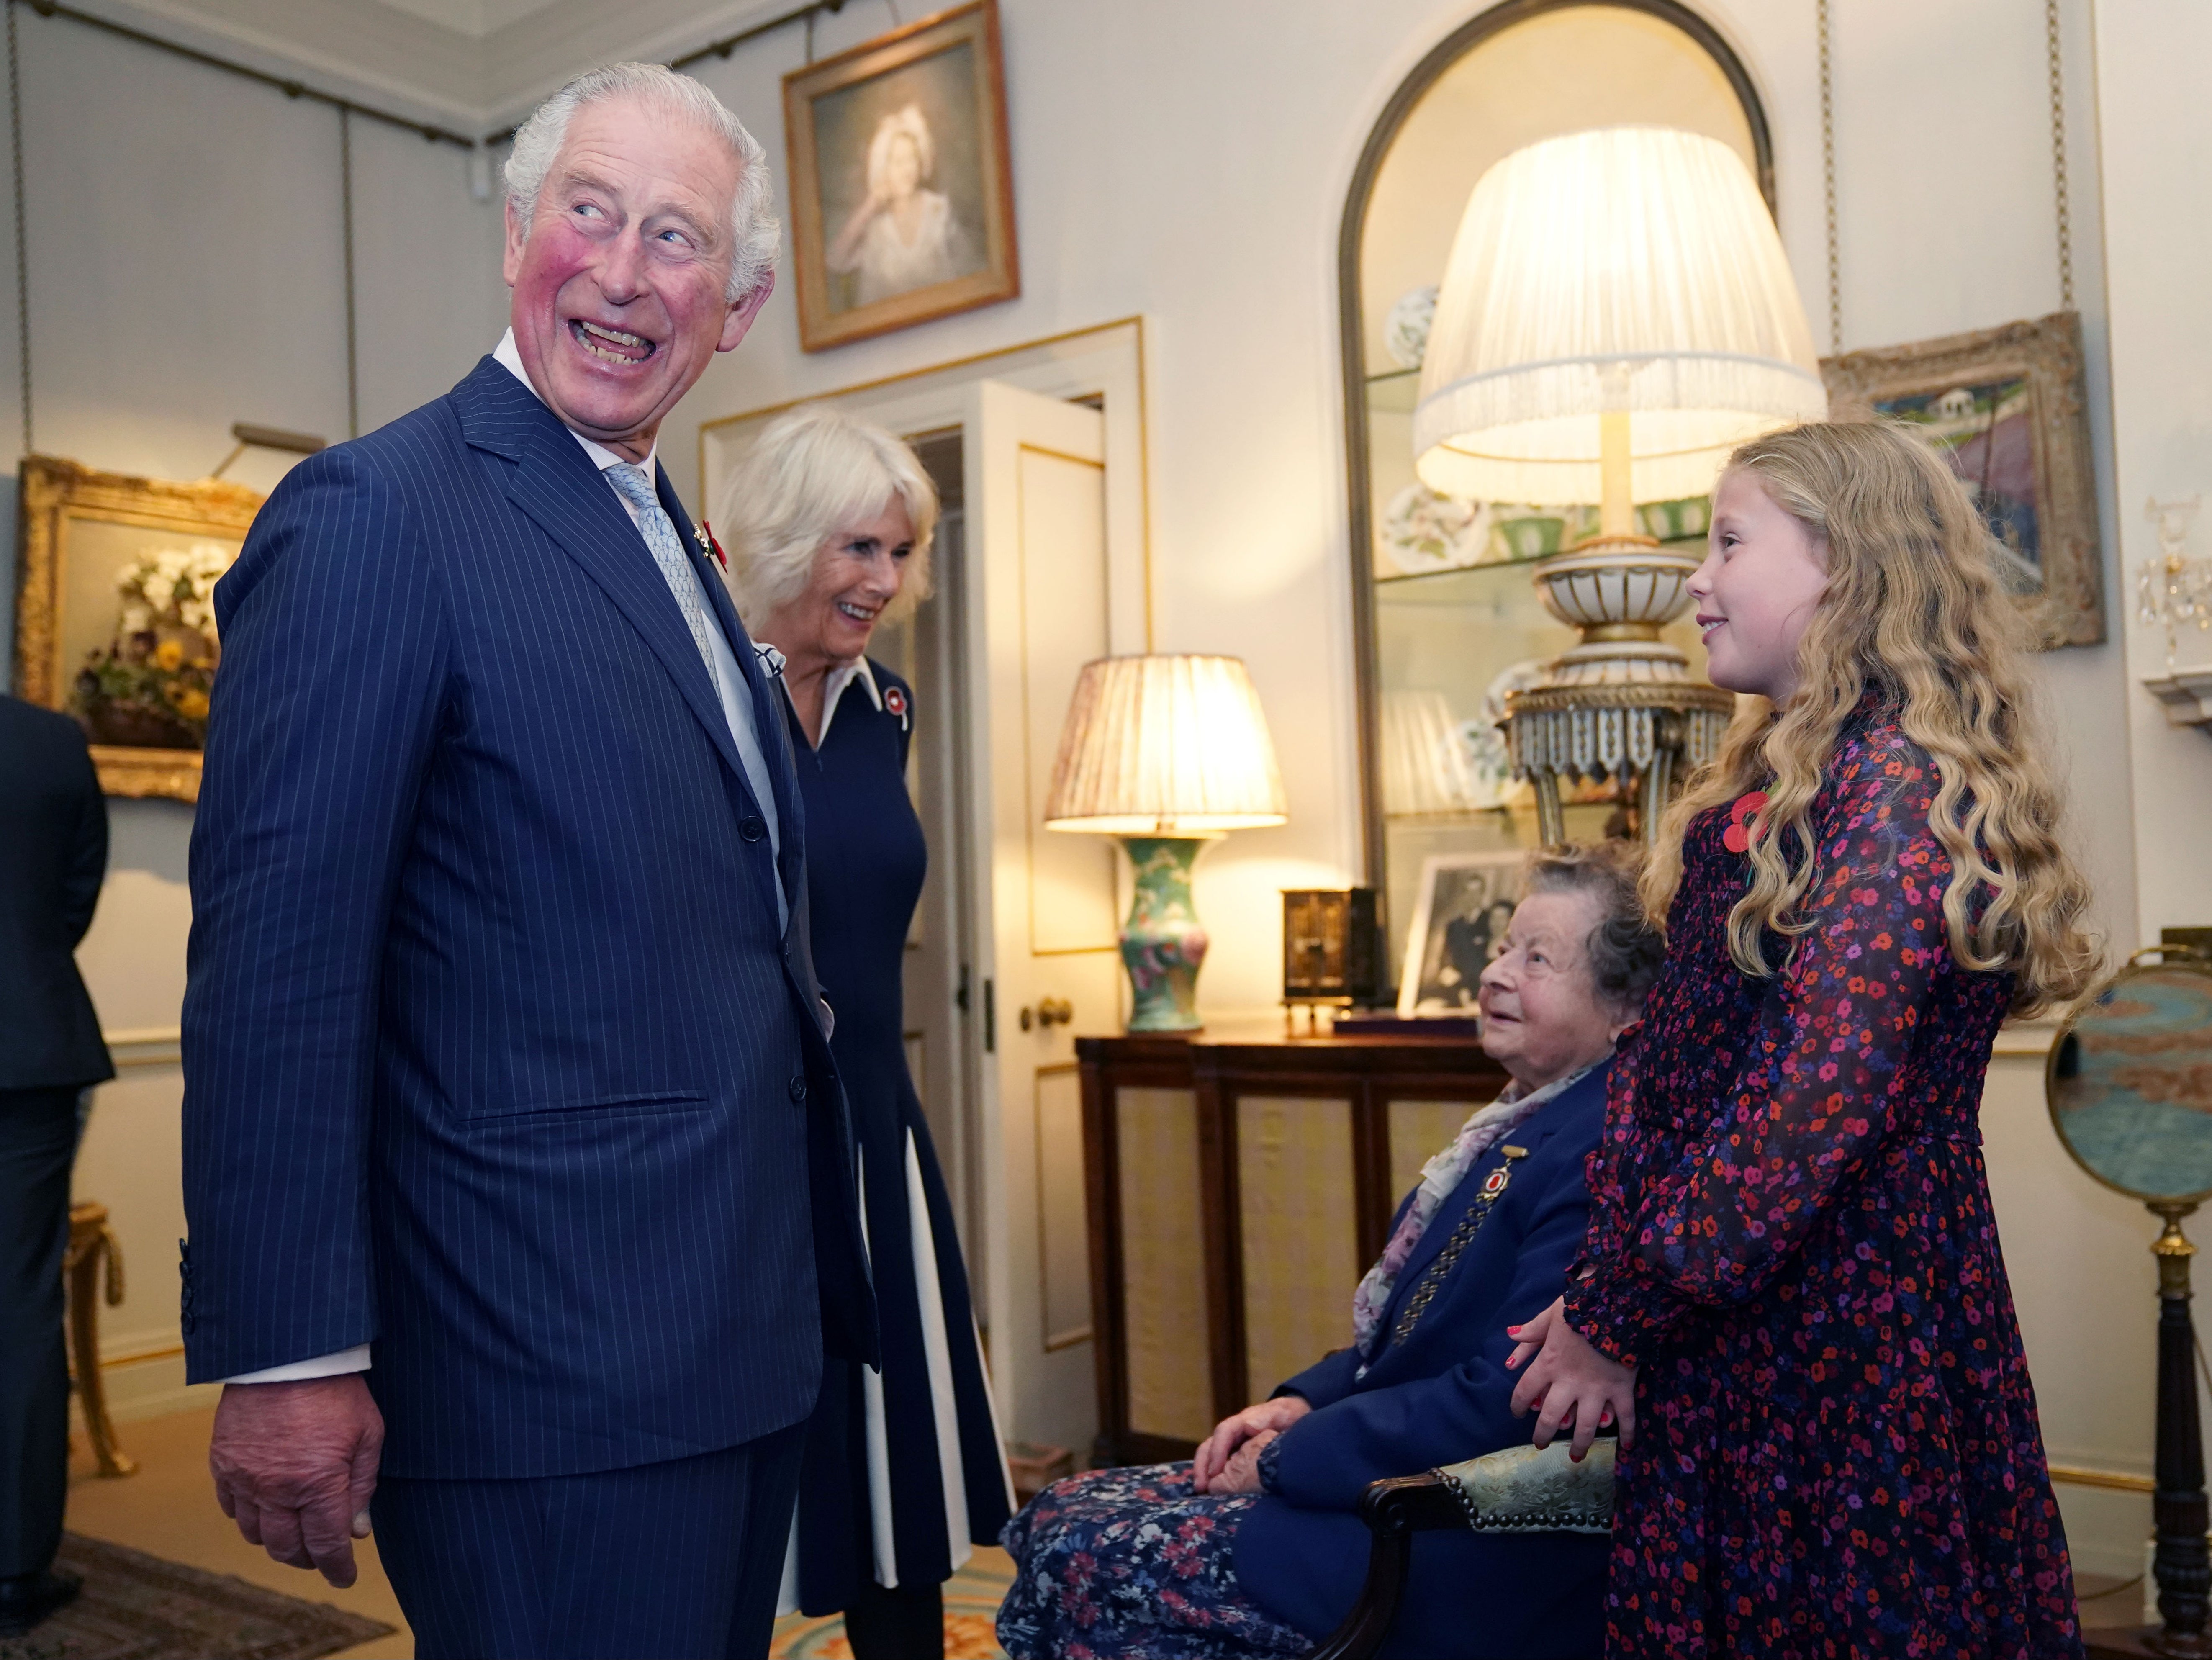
[996,1463,1309,1659]
[1562,706,2083,1657]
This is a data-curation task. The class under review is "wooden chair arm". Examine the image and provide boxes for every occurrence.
[1306,1474,1466,1660]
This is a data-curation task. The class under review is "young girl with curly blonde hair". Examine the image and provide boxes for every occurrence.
[1505,420,2098,1658]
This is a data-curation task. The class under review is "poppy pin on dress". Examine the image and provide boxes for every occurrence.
[1723,789,1770,855]
[883,684,909,732]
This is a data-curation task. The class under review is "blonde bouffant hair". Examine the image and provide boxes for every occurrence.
[1641,421,2099,1017]
[717,404,938,630]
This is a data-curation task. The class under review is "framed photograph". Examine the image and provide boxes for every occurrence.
[1396,851,1526,1019]
[1822,311,2104,648]
[783,0,1019,352]
[11,455,263,802]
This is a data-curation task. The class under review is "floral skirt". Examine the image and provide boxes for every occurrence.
[996,1463,1311,1660]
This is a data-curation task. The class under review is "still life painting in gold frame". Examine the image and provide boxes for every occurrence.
[11,455,263,801]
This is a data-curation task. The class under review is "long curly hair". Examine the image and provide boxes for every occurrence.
[1639,421,2099,1016]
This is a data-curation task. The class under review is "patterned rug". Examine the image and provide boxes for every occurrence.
[0,1533,394,1660]
[771,1552,1014,1659]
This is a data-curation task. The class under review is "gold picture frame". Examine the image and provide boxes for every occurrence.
[1822,311,2105,648]
[783,0,1020,352]
[11,455,263,802]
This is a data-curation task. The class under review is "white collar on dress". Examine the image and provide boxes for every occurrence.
[492,329,659,480]
[781,655,885,746]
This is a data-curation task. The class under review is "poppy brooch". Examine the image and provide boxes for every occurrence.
[884,684,909,732]
[695,521,728,571]
[1722,790,1769,855]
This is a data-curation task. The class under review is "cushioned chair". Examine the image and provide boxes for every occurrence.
[1308,1438,1616,1660]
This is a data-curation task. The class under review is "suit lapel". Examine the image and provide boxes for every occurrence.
[655,469,809,925]
[461,373,749,790]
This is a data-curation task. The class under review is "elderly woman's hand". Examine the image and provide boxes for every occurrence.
[1207,1430,1278,1496]
[1192,1395,1310,1494]
[1505,1296,1637,1460]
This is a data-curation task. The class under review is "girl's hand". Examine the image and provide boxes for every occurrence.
[1504,1296,1637,1460]
[1192,1396,1310,1493]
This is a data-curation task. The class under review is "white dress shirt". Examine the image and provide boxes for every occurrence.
[222,334,789,1387]
[493,330,784,893]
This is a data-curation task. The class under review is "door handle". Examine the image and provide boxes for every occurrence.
[1020,997,1074,1032]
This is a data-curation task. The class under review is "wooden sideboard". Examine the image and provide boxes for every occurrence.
[1076,1025,1508,1467]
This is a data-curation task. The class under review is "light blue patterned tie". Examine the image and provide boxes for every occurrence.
[605,462,720,678]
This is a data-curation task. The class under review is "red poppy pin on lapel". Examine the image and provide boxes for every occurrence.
[1723,790,1769,855]
[884,685,909,732]
[696,521,727,571]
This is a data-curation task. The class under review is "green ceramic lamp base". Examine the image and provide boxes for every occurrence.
[1118,835,1213,1032]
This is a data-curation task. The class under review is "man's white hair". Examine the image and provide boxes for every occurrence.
[717,405,938,630]
[504,62,780,302]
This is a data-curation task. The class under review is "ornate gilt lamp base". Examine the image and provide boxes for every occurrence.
[1504,535,1736,847]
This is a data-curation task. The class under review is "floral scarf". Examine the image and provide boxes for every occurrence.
[1349,1061,1601,1367]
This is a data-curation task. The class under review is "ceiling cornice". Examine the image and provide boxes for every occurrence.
[43,0,825,139]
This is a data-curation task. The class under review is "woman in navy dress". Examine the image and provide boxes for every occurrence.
[720,406,1013,1659]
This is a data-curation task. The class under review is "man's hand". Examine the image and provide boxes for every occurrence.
[1504,1296,1636,1461]
[209,1374,384,1588]
[1192,1395,1310,1494]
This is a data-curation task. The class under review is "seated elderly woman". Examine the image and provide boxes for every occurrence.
[997,843,1663,1660]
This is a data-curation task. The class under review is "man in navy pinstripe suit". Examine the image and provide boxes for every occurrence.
[180,64,876,1659]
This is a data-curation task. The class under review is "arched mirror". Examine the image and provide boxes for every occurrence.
[1341,0,1774,993]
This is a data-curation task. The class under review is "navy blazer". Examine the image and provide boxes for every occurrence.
[1235,1064,1613,1660]
[180,356,876,1480]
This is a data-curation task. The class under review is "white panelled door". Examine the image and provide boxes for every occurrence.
[961,379,1124,1457]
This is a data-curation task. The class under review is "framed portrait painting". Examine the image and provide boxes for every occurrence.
[1396,850,1526,1019]
[1823,311,2104,648]
[784,0,1019,352]
[11,455,263,802]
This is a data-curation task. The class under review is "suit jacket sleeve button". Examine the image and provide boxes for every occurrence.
[787,1075,807,1103]
[740,815,767,843]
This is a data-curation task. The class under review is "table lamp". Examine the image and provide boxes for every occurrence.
[1044,654,1287,1031]
[1414,126,1826,844]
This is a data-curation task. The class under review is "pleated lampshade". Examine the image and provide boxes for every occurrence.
[1414,126,1825,505]
[1044,655,1289,834]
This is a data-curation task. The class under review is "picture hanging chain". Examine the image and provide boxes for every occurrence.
[1816,0,1841,355]
[2045,0,2075,310]
[7,0,30,455]
[339,107,359,439]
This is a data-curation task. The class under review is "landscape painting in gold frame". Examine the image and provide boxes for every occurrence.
[784,0,1019,352]
[11,455,263,802]
[1822,311,2104,648]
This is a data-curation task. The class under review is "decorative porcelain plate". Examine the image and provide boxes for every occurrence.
[1381,481,1491,574]
[1384,285,1439,370]
[1460,657,1549,808]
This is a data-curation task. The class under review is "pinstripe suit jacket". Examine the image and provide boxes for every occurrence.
[180,356,877,1480]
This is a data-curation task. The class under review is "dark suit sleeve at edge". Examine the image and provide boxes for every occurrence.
[180,445,447,1382]
[60,732,107,946]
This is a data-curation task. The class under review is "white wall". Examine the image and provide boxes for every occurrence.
[0,12,506,1419]
[11,0,2202,1583]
